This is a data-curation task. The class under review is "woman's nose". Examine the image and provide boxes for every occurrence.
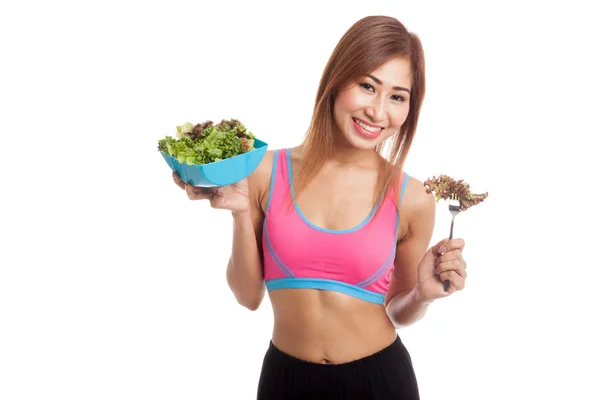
[365,98,386,122]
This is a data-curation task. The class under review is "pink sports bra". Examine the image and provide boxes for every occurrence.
[262,148,409,304]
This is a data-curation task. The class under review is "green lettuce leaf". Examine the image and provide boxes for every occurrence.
[158,119,256,165]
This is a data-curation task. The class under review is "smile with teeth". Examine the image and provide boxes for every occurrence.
[353,118,383,133]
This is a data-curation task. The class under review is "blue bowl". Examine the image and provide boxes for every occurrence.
[160,138,268,187]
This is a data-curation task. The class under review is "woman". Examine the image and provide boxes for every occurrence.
[173,15,467,400]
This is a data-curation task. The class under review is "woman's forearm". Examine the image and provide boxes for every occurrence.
[386,287,434,329]
[226,210,265,310]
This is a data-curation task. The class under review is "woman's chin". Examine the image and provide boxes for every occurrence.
[342,133,382,150]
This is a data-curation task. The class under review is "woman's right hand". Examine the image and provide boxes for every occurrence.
[172,171,251,214]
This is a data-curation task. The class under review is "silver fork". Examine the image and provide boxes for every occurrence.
[444,194,461,292]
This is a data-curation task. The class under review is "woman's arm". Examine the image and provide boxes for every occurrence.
[225,151,273,311]
[384,175,437,328]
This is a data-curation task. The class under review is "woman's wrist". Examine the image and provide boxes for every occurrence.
[414,284,435,305]
[231,208,251,219]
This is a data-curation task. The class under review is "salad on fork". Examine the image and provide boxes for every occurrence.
[424,175,488,291]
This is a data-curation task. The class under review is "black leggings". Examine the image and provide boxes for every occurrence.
[256,335,420,399]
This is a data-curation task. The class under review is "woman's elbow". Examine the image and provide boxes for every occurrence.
[235,291,264,311]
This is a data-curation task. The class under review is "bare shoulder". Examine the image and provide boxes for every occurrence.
[402,174,436,215]
[248,149,276,184]
[397,173,436,240]
[247,149,277,212]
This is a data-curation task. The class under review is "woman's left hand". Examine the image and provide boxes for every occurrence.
[415,238,467,301]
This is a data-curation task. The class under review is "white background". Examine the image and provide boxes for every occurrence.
[1,0,599,399]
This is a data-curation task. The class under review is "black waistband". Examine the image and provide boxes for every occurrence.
[265,335,405,370]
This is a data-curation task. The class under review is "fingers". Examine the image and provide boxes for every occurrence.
[172,172,219,200]
[436,238,465,255]
[435,257,467,278]
[172,171,185,190]
[447,238,465,252]
[435,241,467,292]
[438,270,466,291]
[431,238,449,256]
[437,249,466,268]
[185,184,218,200]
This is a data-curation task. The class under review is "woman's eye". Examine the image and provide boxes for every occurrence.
[359,83,406,102]
[359,82,374,91]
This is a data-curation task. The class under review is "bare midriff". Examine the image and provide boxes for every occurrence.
[268,288,398,364]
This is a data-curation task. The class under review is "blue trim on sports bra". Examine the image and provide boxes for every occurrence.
[394,172,409,240]
[286,148,382,234]
[400,172,409,203]
[265,149,279,213]
[355,245,396,288]
[263,221,295,278]
[266,277,386,304]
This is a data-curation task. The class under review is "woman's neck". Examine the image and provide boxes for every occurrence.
[328,132,380,168]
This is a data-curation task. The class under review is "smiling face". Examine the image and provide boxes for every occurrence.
[333,57,412,150]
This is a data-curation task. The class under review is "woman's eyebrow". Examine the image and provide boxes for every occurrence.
[367,74,411,94]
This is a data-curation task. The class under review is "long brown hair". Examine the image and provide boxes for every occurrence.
[294,15,426,208]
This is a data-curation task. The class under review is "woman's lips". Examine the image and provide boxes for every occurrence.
[352,117,384,139]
